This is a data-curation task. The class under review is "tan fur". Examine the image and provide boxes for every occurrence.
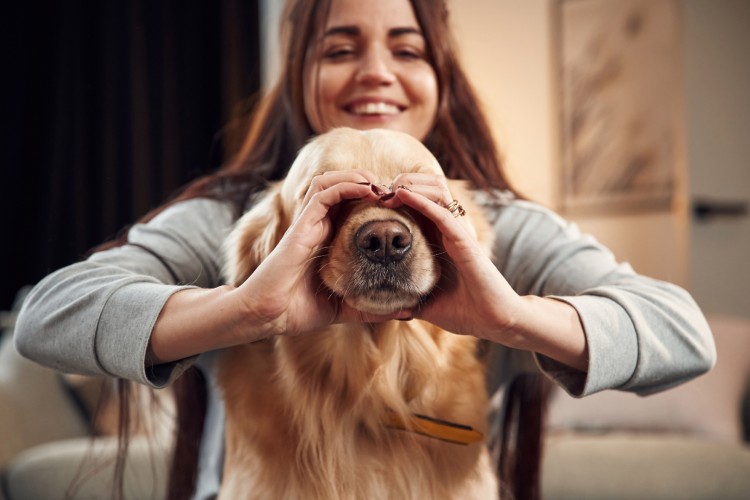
[219,128,498,499]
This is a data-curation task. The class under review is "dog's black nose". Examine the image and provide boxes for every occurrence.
[355,220,412,264]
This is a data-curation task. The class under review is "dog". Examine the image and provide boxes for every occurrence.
[218,128,498,499]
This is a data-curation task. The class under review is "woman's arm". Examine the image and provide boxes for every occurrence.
[386,185,716,397]
[14,198,235,386]
[16,177,410,385]
[487,196,716,396]
[147,175,413,365]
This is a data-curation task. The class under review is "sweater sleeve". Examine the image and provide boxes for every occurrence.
[14,198,235,388]
[481,192,716,397]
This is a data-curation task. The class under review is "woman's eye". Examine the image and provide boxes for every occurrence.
[324,47,356,60]
[393,47,424,60]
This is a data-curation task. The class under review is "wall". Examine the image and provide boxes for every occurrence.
[449,0,691,287]
[683,0,750,317]
[448,0,556,206]
[260,0,284,90]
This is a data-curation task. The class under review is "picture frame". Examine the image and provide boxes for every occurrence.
[556,0,685,214]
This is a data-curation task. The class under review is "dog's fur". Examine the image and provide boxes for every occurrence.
[219,128,498,499]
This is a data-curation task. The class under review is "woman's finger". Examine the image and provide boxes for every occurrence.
[302,170,381,208]
[297,181,379,224]
[385,172,454,208]
[280,181,380,258]
[390,186,475,246]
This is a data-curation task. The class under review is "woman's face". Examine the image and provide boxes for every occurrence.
[304,0,438,141]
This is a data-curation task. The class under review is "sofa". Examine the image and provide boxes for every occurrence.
[0,288,170,500]
[2,286,749,499]
[541,314,750,499]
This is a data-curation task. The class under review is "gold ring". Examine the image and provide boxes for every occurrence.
[446,200,466,217]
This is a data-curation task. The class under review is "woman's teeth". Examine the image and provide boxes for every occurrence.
[351,102,400,115]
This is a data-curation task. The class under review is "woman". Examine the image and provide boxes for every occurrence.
[15,0,715,498]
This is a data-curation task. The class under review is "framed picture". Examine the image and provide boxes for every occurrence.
[556,0,684,214]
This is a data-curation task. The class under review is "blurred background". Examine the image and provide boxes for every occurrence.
[1,0,749,498]
[1,0,261,313]
[441,0,749,319]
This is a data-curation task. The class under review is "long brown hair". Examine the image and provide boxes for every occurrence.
[105,1,545,498]
[161,0,512,218]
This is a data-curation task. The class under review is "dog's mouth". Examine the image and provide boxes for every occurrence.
[319,203,440,316]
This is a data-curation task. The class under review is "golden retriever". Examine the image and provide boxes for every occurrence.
[219,128,498,499]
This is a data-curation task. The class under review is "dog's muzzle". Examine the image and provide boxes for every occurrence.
[320,204,439,315]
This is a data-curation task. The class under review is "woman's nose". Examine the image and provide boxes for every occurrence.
[355,48,396,85]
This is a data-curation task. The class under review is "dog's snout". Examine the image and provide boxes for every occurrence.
[355,220,412,264]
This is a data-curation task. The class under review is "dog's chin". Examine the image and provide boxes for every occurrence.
[344,293,422,316]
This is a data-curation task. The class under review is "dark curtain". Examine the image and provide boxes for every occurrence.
[2,0,261,311]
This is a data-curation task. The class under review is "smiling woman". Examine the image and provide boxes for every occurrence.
[11,0,715,499]
[304,0,439,140]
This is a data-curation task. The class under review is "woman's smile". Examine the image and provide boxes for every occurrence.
[304,0,438,140]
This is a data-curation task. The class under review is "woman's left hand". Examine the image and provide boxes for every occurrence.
[378,173,521,339]
[379,173,588,371]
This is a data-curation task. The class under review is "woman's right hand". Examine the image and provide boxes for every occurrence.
[149,171,407,365]
[233,170,401,338]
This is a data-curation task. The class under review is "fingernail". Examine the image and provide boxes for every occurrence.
[379,192,396,201]
[396,185,412,192]
[356,181,371,186]
[371,184,385,195]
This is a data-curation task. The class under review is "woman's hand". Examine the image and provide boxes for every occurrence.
[149,171,406,365]
[380,174,588,372]
[233,170,413,339]
[377,173,521,338]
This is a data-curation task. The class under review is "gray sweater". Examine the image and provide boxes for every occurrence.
[14,190,716,496]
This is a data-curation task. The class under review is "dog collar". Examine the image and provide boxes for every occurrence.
[382,411,484,446]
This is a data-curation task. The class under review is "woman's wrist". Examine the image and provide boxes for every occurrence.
[490,295,589,373]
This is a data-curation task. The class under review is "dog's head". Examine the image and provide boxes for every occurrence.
[225,127,491,316]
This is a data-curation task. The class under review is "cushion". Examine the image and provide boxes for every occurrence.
[0,314,90,468]
[546,315,750,443]
[543,433,750,500]
[3,436,170,499]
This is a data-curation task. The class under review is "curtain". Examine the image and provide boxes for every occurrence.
[2,0,261,311]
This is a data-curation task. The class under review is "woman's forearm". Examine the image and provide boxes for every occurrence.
[148,286,268,365]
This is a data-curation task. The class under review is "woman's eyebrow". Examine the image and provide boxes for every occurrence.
[388,27,423,38]
[322,26,424,39]
[323,26,360,38]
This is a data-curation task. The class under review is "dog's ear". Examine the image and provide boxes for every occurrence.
[223,184,289,286]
